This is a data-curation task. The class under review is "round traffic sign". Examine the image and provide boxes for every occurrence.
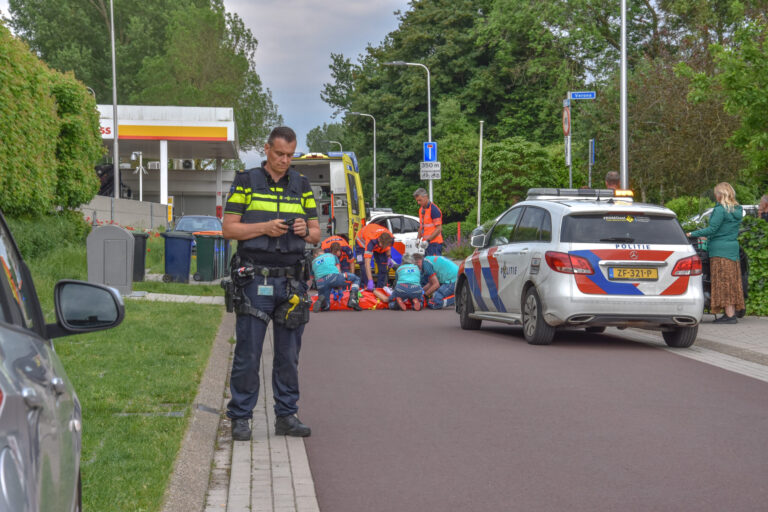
[562,107,571,136]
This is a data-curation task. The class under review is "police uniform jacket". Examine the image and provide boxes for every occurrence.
[225,165,318,266]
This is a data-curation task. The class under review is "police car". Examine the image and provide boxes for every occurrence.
[455,188,704,347]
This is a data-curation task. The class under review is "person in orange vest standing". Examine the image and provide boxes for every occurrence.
[321,234,354,273]
[354,223,394,290]
[414,187,443,256]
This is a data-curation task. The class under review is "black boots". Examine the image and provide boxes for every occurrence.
[233,415,312,439]
[713,315,737,324]
[231,418,251,441]
[275,414,311,437]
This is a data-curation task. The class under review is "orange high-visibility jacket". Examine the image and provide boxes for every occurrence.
[355,224,392,258]
[321,235,353,264]
[419,202,443,244]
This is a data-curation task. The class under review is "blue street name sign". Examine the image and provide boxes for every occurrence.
[423,142,437,162]
[570,91,596,100]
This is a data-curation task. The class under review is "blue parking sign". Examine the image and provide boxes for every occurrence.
[423,142,437,162]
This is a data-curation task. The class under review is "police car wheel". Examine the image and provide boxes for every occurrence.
[522,288,555,345]
[662,326,698,348]
[458,281,481,330]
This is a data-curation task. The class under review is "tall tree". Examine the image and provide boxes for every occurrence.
[131,4,280,149]
[8,0,279,149]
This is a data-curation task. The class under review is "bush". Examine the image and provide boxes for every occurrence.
[739,216,768,316]
[6,210,91,260]
[0,23,101,215]
[664,195,714,221]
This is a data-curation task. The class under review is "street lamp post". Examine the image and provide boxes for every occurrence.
[323,140,342,153]
[349,112,376,208]
[109,0,119,199]
[383,60,433,202]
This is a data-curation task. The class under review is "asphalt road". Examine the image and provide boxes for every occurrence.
[300,310,768,512]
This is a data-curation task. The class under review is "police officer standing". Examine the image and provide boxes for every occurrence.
[222,126,320,441]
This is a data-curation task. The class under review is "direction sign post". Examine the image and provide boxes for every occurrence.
[588,138,596,188]
[564,90,597,188]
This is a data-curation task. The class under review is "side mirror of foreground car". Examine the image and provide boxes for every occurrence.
[46,280,125,339]
[470,227,487,248]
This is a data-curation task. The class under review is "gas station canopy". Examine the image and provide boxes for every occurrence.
[98,105,239,159]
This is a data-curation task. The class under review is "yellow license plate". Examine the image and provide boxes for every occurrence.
[608,267,658,280]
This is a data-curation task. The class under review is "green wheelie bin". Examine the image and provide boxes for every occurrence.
[193,231,223,281]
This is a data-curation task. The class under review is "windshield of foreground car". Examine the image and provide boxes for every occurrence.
[560,213,689,245]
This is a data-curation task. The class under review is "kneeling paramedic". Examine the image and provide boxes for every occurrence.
[413,253,458,309]
[221,126,320,441]
[311,244,361,311]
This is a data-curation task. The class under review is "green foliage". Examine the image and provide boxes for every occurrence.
[665,196,715,223]
[0,22,59,215]
[481,137,561,221]
[306,123,347,153]
[1,23,103,215]
[131,3,280,150]
[50,71,103,208]
[739,216,768,316]
[706,20,768,183]
[8,0,279,151]
[6,211,91,260]
[445,240,474,261]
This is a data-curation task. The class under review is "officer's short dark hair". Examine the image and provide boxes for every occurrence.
[412,252,424,262]
[329,242,341,253]
[268,127,297,146]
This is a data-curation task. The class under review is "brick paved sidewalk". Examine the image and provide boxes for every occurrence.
[203,327,319,512]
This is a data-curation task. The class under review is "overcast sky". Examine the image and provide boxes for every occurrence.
[0,0,410,166]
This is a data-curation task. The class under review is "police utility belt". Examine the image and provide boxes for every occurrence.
[220,258,310,329]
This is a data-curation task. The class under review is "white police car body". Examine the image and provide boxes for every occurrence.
[455,188,704,347]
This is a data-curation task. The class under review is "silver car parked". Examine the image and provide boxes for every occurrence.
[455,188,704,347]
[0,210,124,511]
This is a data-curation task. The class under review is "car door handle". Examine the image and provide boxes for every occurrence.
[22,387,43,409]
[51,377,66,395]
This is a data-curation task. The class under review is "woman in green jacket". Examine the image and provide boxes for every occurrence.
[687,182,744,324]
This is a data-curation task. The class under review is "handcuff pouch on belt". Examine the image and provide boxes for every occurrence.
[273,278,311,330]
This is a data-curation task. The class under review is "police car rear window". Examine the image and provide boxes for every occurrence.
[560,213,688,244]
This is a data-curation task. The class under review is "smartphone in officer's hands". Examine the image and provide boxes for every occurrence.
[282,218,296,232]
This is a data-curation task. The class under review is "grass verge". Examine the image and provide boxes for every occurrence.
[28,243,224,511]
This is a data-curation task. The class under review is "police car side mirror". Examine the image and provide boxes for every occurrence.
[470,227,487,248]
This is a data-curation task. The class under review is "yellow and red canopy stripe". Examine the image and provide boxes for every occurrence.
[118,125,228,141]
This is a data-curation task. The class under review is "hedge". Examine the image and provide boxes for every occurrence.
[0,22,102,216]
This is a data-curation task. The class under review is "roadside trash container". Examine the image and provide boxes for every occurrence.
[192,231,224,281]
[132,232,149,282]
[161,231,194,283]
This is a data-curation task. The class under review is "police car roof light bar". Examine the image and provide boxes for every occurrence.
[526,188,634,202]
